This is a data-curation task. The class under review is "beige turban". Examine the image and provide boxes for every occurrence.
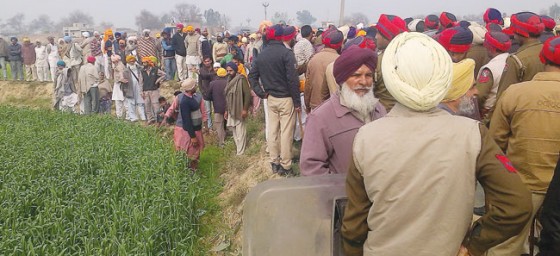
[468,23,487,45]
[382,32,453,111]
[442,58,475,102]
[181,78,197,91]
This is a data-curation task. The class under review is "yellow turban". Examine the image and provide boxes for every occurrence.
[356,30,367,37]
[149,56,158,66]
[141,56,154,66]
[186,25,194,32]
[216,68,227,77]
[442,58,475,102]
[126,55,136,63]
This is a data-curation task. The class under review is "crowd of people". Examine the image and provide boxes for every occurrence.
[0,6,559,255]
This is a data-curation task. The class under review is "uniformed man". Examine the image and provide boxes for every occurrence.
[487,36,560,256]
[540,15,557,43]
[341,32,532,256]
[467,24,490,76]
[424,14,440,38]
[438,26,474,63]
[476,31,511,124]
[496,12,545,101]
[440,11,458,30]
[373,14,408,112]
[483,8,504,27]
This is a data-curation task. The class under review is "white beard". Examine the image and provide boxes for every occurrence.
[457,94,476,117]
[340,83,378,121]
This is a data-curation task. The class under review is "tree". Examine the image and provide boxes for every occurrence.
[171,3,202,23]
[56,10,94,31]
[3,13,27,35]
[296,10,317,26]
[344,12,369,26]
[28,14,55,34]
[204,8,222,26]
[271,12,289,24]
[549,3,560,18]
[136,10,164,30]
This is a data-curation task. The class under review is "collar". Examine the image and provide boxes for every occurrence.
[517,40,542,52]
[321,48,338,54]
[387,103,451,118]
[532,72,560,82]
[333,92,381,120]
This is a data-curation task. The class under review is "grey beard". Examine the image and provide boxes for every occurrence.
[457,95,476,117]
[340,83,378,121]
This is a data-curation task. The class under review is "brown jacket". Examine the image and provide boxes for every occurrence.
[467,44,490,77]
[490,72,560,192]
[304,48,338,111]
[496,40,544,101]
[342,104,532,256]
[374,52,397,112]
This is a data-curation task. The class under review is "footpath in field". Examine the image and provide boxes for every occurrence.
[0,80,291,255]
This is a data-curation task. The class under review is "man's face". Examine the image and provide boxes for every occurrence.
[226,67,236,76]
[109,35,114,40]
[217,36,223,42]
[11,39,17,44]
[203,58,212,67]
[188,31,194,36]
[456,85,479,116]
[36,42,41,47]
[119,42,125,48]
[202,31,208,37]
[94,34,100,39]
[344,65,374,96]
[48,38,54,44]
[142,61,149,68]
[99,72,105,80]
[449,51,467,63]
[375,33,390,50]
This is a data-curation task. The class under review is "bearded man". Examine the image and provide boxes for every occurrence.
[438,58,479,118]
[300,45,386,176]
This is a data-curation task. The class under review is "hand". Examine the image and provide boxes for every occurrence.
[295,107,301,114]
[190,137,199,147]
[241,109,248,119]
[456,246,471,256]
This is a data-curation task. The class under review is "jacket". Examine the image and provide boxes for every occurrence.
[248,40,301,108]
[208,77,228,114]
[466,44,490,77]
[300,93,386,176]
[198,66,216,100]
[8,43,22,62]
[77,63,99,95]
[476,53,509,123]
[212,42,228,62]
[184,34,201,57]
[0,38,9,58]
[497,40,544,101]
[172,33,186,56]
[304,48,338,111]
[21,43,36,65]
[539,156,560,255]
[489,72,560,192]
[342,103,532,256]
[161,38,175,58]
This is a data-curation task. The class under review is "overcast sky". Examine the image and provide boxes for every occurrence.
[1,0,557,30]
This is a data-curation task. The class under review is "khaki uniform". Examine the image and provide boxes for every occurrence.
[467,44,490,77]
[342,104,532,256]
[374,52,397,112]
[476,53,509,124]
[496,40,544,101]
[304,48,338,111]
[487,72,560,255]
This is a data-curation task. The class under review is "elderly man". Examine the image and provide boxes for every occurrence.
[249,24,301,175]
[304,28,343,113]
[137,29,160,67]
[80,32,93,64]
[90,32,103,73]
[184,25,201,79]
[374,14,408,112]
[300,45,386,176]
[225,62,251,155]
[77,56,99,114]
[35,40,48,82]
[46,36,60,82]
[341,32,532,256]
[53,60,78,112]
[487,36,560,256]
[438,59,478,117]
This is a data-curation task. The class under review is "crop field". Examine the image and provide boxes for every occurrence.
[0,106,219,255]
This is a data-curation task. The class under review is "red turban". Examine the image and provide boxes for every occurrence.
[484,32,511,53]
[438,26,473,53]
[483,8,504,26]
[541,15,556,31]
[87,56,96,64]
[440,12,458,29]
[510,12,545,37]
[425,15,440,30]
[333,45,377,85]
[322,28,344,49]
[376,14,407,40]
[540,36,560,65]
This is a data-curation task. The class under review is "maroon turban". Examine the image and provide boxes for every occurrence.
[87,56,96,64]
[333,45,377,85]
[322,28,344,49]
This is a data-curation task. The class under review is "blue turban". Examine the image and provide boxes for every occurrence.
[56,60,66,67]
[226,62,238,73]
[63,36,72,43]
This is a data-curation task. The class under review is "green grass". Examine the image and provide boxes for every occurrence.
[0,106,221,255]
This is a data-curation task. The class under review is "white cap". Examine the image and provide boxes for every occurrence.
[213,62,221,68]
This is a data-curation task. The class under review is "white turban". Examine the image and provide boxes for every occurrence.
[468,23,487,45]
[143,29,150,34]
[382,32,453,111]
[93,31,100,36]
[82,32,90,38]
[407,19,423,32]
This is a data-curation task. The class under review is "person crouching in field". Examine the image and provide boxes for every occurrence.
[53,60,78,112]
[160,78,206,171]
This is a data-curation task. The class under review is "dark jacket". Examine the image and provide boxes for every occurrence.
[8,43,22,62]
[208,77,227,114]
[249,40,301,108]
[172,33,186,56]
[198,66,215,100]
[201,37,212,60]
[539,155,560,255]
